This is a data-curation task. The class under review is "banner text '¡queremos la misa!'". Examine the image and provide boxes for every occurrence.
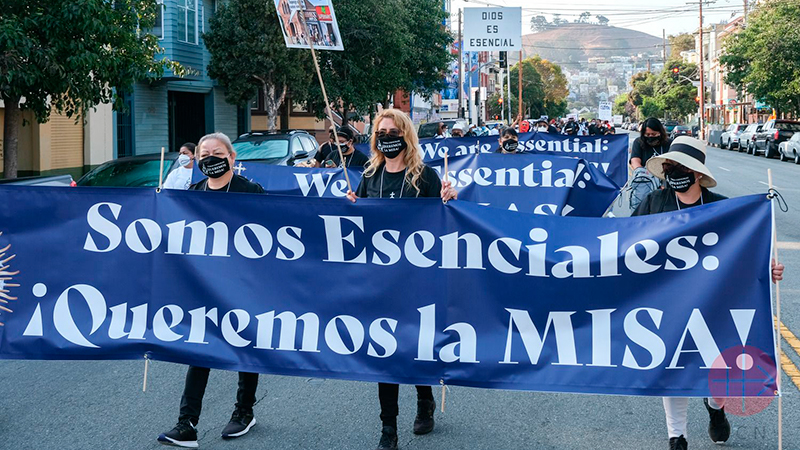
[82,203,723,278]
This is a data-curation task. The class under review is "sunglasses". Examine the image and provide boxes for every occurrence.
[376,129,402,139]
[662,162,688,172]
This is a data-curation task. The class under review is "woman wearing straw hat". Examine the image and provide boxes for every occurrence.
[633,136,785,450]
[346,108,457,450]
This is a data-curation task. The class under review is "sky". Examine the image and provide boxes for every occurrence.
[450,0,748,38]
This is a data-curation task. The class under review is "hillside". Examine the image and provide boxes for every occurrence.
[510,23,665,66]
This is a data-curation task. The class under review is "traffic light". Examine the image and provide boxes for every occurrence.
[672,67,680,74]
[695,96,701,103]
[474,89,480,107]
[499,51,507,69]
[498,97,503,105]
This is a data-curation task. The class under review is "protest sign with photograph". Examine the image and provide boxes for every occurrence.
[274,0,344,51]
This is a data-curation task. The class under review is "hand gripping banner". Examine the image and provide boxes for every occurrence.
[0,187,778,397]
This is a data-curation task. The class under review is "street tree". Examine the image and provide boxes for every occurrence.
[720,1,800,114]
[528,57,569,118]
[312,0,452,124]
[0,0,182,178]
[668,33,695,60]
[203,0,314,131]
[596,15,610,26]
[506,59,546,118]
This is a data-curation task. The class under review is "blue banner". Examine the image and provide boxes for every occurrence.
[211,154,619,217]
[0,187,777,397]
[356,132,629,187]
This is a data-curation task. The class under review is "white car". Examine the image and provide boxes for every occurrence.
[720,123,746,149]
[778,133,800,164]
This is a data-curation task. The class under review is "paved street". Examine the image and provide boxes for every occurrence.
[1,137,800,450]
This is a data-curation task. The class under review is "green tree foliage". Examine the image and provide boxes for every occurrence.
[577,12,592,23]
[596,15,610,26]
[668,33,695,60]
[625,61,699,121]
[720,1,800,114]
[530,15,550,33]
[505,59,544,119]
[204,0,314,131]
[529,57,569,117]
[0,0,181,178]
[613,93,628,115]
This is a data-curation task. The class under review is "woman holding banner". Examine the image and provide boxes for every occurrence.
[634,136,785,450]
[346,109,456,450]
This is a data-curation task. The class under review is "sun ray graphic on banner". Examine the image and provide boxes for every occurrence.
[0,232,20,326]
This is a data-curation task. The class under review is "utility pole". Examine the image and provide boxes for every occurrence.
[698,1,706,140]
[518,50,523,118]
[662,29,667,64]
[743,0,748,26]
[457,9,463,119]
[647,59,652,73]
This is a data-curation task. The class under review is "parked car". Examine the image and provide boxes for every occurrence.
[77,153,179,187]
[752,119,800,158]
[0,174,74,186]
[720,123,747,149]
[670,125,692,139]
[233,130,318,165]
[778,133,800,164]
[663,121,679,134]
[739,123,762,153]
[418,119,469,139]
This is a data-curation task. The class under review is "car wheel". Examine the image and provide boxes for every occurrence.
[721,139,727,149]
[765,143,776,158]
[795,152,800,165]
[779,150,787,161]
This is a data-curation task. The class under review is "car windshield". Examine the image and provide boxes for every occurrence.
[776,122,800,131]
[233,139,289,161]
[78,159,171,187]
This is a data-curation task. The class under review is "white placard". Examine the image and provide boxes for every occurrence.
[598,101,613,121]
[274,0,344,51]
[463,7,522,51]
[612,115,623,126]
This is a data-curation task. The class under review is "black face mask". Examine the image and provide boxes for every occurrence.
[646,137,661,147]
[665,166,695,193]
[501,140,519,153]
[376,136,407,159]
[198,155,231,178]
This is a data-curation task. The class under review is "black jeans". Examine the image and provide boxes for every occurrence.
[378,383,434,428]
[178,366,259,425]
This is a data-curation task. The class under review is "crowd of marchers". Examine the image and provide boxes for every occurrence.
[153,110,783,450]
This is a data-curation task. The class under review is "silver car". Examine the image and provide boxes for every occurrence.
[738,123,763,153]
[720,123,746,149]
[778,133,800,164]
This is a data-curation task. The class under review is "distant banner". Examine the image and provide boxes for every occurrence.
[0,187,778,397]
[206,154,619,217]
[355,132,629,187]
[274,0,344,51]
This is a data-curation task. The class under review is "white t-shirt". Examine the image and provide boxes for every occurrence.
[163,166,193,190]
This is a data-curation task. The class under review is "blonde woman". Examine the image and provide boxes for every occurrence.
[346,109,456,450]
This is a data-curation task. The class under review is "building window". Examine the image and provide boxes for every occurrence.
[178,0,198,44]
[152,0,165,39]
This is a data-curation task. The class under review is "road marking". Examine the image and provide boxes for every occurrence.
[717,166,731,172]
[774,319,800,392]
[758,181,781,190]
[777,241,800,250]
[780,350,800,392]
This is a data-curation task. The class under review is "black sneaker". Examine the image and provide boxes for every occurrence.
[704,398,731,443]
[669,435,688,450]
[221,409,256,439]
[157,420,198,448]
[376,425,398,450]
[413,399,436,435]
